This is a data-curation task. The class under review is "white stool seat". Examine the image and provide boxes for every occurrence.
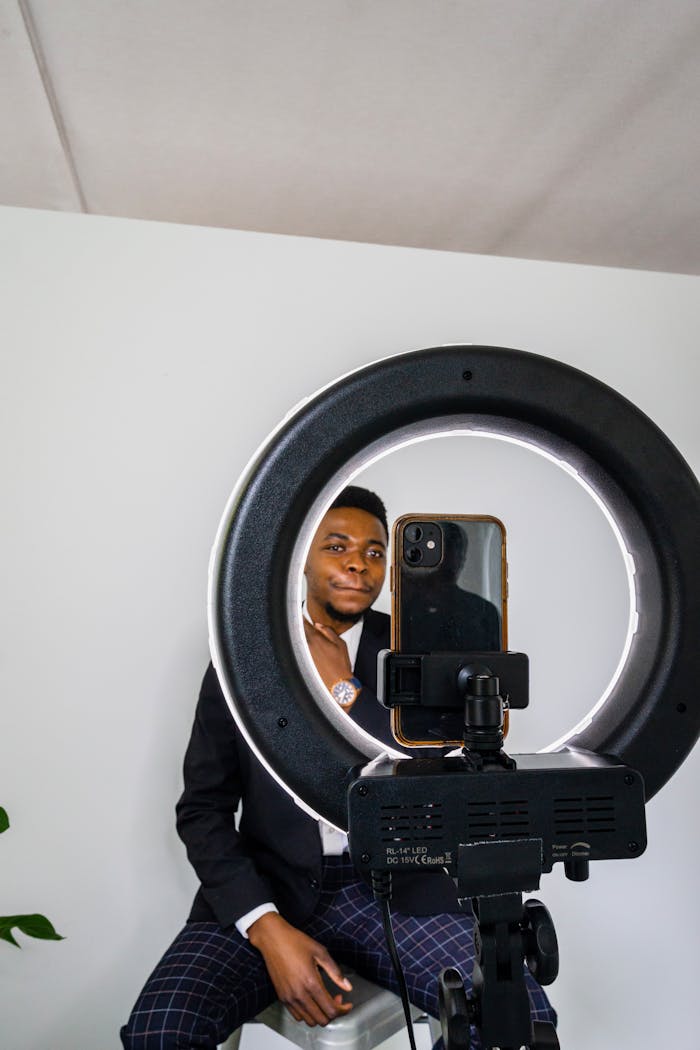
[219,969,439,1050]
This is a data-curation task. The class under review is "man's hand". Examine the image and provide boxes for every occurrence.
[248,912,353,1026]
[303,620,353,692]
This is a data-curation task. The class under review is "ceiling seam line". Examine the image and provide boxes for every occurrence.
[17,0,89,213]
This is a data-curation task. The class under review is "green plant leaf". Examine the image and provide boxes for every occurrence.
[0,914,64,947]
[0,807,8,834]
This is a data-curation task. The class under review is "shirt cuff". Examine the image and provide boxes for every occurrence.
[235,902,279,940]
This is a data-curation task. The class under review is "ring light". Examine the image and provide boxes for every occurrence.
[209,346,700,830]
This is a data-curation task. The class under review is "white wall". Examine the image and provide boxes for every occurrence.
[0,204,697,1050]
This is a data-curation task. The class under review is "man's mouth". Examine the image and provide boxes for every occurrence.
[331,581,372,594]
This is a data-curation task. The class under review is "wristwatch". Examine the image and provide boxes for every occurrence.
[330,676,362,707]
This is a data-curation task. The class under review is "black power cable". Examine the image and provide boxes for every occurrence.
[372,871,418,1050]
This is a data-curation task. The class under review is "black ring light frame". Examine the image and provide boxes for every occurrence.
[209,346,699,831]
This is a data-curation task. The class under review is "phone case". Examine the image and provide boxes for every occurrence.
[390,514,508,747]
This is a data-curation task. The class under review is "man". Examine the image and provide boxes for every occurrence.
[122,487,554,1047]
[301,486,395,748]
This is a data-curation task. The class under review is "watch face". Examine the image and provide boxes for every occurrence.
[332,679,357,706]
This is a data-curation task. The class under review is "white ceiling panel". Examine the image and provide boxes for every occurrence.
[5,0,700,273]
[0,2,81,211]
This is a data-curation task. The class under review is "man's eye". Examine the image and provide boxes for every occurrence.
[326,544,345,552]
[368,549,385,559]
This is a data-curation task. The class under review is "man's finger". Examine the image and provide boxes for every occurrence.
[315,952,353,993]
[313,623,342,645]
[308,981,349,1023]
[293,958,350,1024]
[331,993,353,1015]
[286,993,321,1027]
[296,985,335,1026]
[334,999,354,1013]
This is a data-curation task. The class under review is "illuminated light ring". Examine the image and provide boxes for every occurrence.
[210,346,700,830]
[288,425,639,752]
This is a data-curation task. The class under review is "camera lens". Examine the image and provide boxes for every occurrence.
[405,546,423,565]
[404,524,423,543]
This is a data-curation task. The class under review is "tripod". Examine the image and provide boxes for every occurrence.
[438,669,560,1050]
[358,650,646,1048]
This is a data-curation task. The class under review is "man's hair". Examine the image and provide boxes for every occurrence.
[330,485,388,537]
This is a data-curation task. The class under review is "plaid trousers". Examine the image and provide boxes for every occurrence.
[121,855,556,1049]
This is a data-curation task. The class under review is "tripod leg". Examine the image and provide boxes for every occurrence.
[438,968,472,1050]
[470,893,533,1049]
[530,1019,560,1049]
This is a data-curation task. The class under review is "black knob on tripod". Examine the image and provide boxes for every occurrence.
[522,899,559,986]
[458,667,505,754]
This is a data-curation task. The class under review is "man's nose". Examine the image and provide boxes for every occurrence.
[344,552,366,572]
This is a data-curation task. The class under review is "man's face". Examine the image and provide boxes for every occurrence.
[304,506,388,625]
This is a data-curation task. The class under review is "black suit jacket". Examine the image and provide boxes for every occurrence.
[177,609,458,929]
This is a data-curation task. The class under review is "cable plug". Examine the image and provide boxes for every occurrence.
[371,869,393,902]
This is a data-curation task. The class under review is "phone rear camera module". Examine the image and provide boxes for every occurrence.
[402,520,443,569]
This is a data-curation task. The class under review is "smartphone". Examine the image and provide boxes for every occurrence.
[390,514,508,747]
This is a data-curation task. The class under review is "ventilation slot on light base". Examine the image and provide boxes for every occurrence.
[465,800,532,841]
[380,802,444,842]
[553,795,616,835]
